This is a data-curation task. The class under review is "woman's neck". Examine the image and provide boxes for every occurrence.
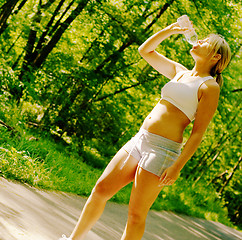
[191,65,212,78]
[191,59,214,77]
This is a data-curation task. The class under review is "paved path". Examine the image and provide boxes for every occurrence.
[0,177,241,240]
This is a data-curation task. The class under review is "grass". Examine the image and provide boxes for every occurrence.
[0,124,134,200]
[0,126,100,195]
[0,120,239,230]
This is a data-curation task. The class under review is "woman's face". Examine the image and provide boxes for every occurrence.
[190,38,214,61]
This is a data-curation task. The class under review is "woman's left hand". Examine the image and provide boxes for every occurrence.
[159,166,180,187]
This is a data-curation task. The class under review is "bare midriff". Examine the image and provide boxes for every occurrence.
[141,99,191,143]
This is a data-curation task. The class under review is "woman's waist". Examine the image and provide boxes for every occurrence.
[141,100,190,143]
[141,120,184,143]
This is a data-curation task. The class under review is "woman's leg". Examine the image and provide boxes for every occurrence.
[121,166,164,240]
[70,149,139,240]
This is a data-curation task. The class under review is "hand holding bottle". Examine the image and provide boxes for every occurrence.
[177,15,198,45]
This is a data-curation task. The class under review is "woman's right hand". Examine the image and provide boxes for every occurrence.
[168,22,189,35]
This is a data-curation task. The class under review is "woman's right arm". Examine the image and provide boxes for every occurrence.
[138,22,188,79]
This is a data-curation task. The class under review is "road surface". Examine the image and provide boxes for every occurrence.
[0,177,241,240]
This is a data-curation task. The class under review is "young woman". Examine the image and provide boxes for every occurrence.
[59,20,231,240]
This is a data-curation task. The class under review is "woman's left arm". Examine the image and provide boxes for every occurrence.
[160,81,220,185]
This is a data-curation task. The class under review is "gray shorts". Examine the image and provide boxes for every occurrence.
[122,128,182,177]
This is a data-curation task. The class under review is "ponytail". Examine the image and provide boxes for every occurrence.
[210,65,223,87]
[216,72,223,87]
[208,34,231,88]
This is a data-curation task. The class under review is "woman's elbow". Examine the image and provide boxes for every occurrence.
[190,130,205,143]
[138,46,153,56]
[138,45,144,54]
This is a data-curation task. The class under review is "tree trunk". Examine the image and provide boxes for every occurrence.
[19,1,42,80]
[0,0,19,34]
[33,0,89,68]
[32,0,72,60]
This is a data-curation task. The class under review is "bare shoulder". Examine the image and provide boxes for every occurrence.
[199,79,220,100]
[175,64,188,75]
[194,79,220,133]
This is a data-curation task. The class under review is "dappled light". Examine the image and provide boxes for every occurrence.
[0,0,241,236]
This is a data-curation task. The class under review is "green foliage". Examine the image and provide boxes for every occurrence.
[152,179,233,227]
[0,144,55,188]
[0,0,241,229]
[0,123,102,196]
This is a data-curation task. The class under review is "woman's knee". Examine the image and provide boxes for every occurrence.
[91,179,115,200]
[127,209,147,226]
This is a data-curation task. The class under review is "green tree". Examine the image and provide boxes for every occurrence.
[0,0,241,227]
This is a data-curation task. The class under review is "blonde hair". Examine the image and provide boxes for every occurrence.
[208,34,231,87]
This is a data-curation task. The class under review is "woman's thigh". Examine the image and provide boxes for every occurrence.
[93,148,139,199]
[128,166,164,218]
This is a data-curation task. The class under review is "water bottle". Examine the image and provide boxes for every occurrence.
[177,15,198,45]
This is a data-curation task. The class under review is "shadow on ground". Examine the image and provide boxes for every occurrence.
[0,177,241,240]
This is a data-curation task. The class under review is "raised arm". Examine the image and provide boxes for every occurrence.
[138,22,188,79]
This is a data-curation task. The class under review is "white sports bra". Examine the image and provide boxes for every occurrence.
[161,71,214,121]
